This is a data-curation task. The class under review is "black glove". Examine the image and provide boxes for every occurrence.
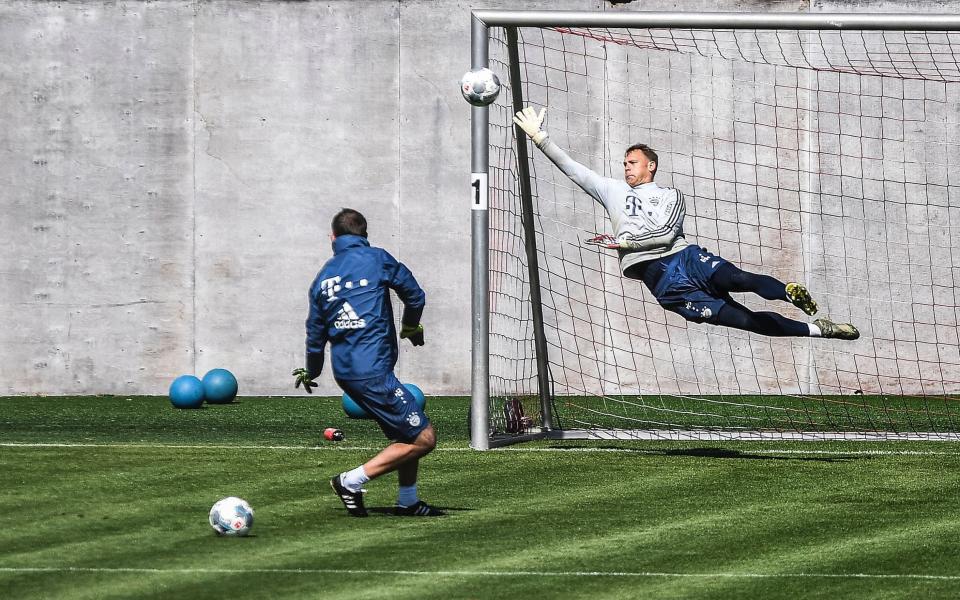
[400,323,425,346]
[292,368,318,394]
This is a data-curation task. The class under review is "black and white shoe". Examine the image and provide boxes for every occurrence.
[330,475,368,517]
[394,501,446,517]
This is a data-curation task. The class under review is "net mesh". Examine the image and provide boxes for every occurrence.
[485,25,960,441]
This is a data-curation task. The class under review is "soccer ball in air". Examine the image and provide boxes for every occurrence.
[460,68,501,106]
[209,497,254,536]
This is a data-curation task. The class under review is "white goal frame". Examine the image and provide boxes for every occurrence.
[469,10,960,450]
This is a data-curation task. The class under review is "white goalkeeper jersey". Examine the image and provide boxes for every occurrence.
[536,134,689,273]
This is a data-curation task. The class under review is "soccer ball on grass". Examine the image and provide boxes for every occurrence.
[460,68,501,106]
[209,496,254,536]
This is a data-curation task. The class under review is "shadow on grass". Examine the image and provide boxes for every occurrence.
[544,444,865,462]
[366,506,476,517]
[651,447,863,462]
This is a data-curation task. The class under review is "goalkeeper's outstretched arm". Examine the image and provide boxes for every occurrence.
[513,106,614,204]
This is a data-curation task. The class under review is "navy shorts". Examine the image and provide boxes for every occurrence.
[336,372,430,443]
[645,246,730,324]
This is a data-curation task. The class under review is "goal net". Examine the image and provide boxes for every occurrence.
[471,12,960,448]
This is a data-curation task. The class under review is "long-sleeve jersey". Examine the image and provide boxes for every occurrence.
[305,234,425,381]
[536,134,689,273]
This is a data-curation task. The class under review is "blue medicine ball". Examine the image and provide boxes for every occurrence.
[341,392,370,419]
[169,375,205,409]
[341,383,426,419]
[202,368,238,404]
[405,384,426,411]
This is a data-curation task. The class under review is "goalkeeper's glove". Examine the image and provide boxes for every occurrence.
[584,233,643,251]
[400,323,425,346]
[513,106,548,145]
[292,368,318,394]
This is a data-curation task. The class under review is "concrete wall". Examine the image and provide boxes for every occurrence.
[1,0,956,396]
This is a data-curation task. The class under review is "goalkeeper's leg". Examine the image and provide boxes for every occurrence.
[710,263,818,316]
[716,303,859,339]
[714,301,811,337]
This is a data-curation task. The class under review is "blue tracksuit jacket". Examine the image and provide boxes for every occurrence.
[305,235,425,381]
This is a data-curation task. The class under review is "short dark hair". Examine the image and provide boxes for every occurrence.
[625,143,659,174]
[332,208,367,238]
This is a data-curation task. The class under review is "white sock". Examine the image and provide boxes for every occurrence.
[397,484,418,507]
[341,466,369,492]
[809,323,822,337]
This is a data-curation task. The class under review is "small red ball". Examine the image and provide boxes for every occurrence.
[324,427,344,441]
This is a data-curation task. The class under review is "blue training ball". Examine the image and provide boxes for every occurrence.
[341,392,370,419]
[405,384,426,411]
[169,375,205,409]
[202,368,238,404]
[341,383,426,420]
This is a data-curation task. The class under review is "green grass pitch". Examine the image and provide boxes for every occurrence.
[3,395,960,599]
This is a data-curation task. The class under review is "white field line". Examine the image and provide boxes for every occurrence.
[1,442,959,457]
[0,566,958,581]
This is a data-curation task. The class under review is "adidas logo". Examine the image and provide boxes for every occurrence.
[334,302,366,329]
[339,492,361,507]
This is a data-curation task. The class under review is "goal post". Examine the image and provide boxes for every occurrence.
[470,10,960,449]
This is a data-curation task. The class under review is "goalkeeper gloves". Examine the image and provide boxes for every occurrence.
[292,368,318,394]
[400,323,425,346]
[513,106,548,145]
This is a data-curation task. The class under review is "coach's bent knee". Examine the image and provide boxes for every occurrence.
[413,424,437,454]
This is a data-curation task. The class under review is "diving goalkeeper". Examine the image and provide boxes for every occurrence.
[513,106,859,340]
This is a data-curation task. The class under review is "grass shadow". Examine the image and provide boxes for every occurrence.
[543,444,865,463]
[653,447,863,462]
[366,505,476,517]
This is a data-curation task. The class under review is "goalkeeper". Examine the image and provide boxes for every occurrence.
[513,106,859,340]
[293,208,444,517]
